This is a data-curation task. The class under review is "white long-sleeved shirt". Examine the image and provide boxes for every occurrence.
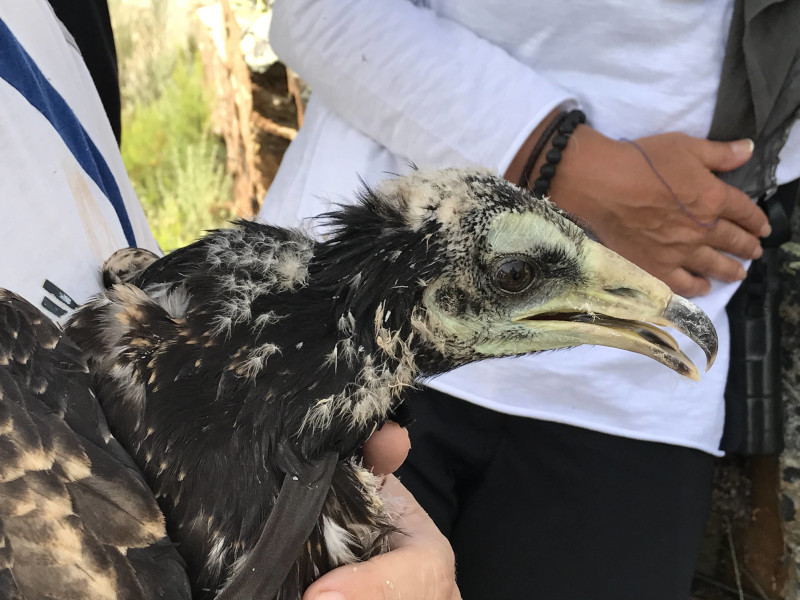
[0,2,159,321]
[260,0,800,455]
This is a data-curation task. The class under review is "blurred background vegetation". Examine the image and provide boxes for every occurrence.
[110,0,297,254]
[109,0,233,251]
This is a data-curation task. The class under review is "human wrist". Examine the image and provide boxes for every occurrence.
[545,124,630,220]
[506,115,631,229]
[503,108,562,186]
[529,110,586,197]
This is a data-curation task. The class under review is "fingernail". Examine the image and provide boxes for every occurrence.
[737,265,747,280]
[731,138,754,156]
[313,593,346,600]
[761,223,772,238]
[752,245,763,259]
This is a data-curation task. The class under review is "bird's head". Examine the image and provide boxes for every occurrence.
[315,168,716,380]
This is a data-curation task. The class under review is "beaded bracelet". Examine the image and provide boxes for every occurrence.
[517,110,569,189]
[531,109,586,198]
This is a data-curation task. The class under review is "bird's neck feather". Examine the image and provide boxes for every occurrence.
[232,285,420,459]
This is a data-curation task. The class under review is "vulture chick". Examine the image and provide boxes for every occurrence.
[65,168,717,599]
[0,290,190,600]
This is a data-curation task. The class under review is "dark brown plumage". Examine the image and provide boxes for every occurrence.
[61,168,716,599]
[1,168,718,599]
[0,289,190,600]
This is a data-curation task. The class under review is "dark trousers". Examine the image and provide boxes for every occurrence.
[395,387,715,600]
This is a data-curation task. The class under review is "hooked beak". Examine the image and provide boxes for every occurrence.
[511,240,718,380]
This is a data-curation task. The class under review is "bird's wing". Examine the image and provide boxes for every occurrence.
[0,289,191,600]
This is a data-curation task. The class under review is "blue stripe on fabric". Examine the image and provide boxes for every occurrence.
[0,18,136,247]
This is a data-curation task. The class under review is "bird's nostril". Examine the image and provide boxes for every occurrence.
[605,287,641,299]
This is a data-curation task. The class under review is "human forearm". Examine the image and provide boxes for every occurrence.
[271,0,574,172]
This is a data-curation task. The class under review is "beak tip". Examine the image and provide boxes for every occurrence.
[663,295,719,378]
[680,360,701,382]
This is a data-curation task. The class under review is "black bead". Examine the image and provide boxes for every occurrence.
[523,109,585,196]
[557,120,574,134]
[545,148,562,164]
[539,163,556,179]
[559,110,586,133]
[567,109,586,124]
[533,180,549,196]
[552,134,568,150]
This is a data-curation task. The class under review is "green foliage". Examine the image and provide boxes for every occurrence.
[120,51,213,210]
[149,136,233,251]
[111,0,234,251]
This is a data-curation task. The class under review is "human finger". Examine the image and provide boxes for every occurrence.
[664,267,712,298]
[362,422,411,475]
[303,475,459,600]
[716,185,770,238]
[705,219,763,260]
[682,246,746,284]
[691,137,754,172]
[304,544,460,600]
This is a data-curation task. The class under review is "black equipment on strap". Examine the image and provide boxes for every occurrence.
[722,179,798,455]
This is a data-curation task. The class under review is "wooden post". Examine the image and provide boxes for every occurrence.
[195,0,263,218]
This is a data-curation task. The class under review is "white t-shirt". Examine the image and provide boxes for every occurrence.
[260,0,800,456]
[0,2,158,324]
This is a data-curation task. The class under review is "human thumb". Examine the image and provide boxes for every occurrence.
[698,138,754,172]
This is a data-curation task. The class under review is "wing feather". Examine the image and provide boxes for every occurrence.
[0,290,190,600]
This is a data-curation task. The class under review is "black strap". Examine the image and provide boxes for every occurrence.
[216,450,339,600]
[722,179,798,455]
[759,178,798,248]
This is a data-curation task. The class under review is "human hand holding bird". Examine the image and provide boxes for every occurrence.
[304,424,461,600]
[302,475,460,600]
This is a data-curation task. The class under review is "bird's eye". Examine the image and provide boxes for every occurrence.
[493,257,536,294]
